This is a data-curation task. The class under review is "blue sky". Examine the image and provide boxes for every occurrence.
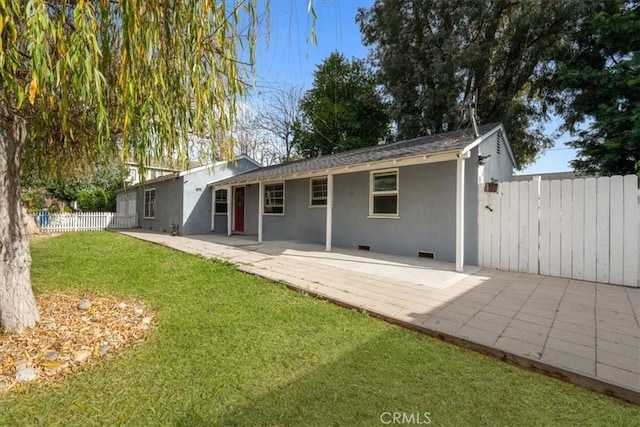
[251,0,576,174]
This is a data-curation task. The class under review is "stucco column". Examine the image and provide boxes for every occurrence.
[226,186,232,236]
[211,187,216,232]
[258,181,264,243]
[325,173,334,251]
[455,155,467,272]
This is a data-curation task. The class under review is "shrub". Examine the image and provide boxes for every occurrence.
[21,190,46,211]
[76,189,98,211]
[76,188,116,211]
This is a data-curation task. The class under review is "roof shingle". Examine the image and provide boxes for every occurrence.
[211,123,501,186]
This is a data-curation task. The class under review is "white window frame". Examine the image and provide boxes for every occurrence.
[309,177,328,207]
[214,189,228,215]
[143,188,156,219]
[264,182,285,215]
[369,169,399,218]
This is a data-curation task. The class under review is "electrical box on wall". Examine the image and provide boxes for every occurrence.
[484,182,499,193]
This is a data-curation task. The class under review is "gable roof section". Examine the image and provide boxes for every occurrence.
[118,155,261,192]
[211,123,507,187]
[179,155,262,177]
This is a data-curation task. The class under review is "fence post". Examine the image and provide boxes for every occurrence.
[528,176,541,274]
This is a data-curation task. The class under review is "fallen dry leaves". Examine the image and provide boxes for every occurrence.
[0,293,154,394]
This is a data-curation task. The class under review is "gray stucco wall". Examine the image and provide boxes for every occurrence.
[135,157,259,236]
[262,178,326,243]
[478,130,514,183]
[244,161,480,264]
[182,158,259,235]
[212,209,228,234]
[329,162,477,263]
[138,177,183,233]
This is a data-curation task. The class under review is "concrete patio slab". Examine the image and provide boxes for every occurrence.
[119,231,640,404]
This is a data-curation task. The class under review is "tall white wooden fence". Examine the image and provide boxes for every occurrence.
[478,175,639,287]
[34,212,138,233]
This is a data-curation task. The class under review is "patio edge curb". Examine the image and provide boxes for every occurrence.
[262,276,640,406]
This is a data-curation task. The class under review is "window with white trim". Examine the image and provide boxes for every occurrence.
[214,189,228,214]
[370,170,398,216]
[264,183,284,214]
[144,188,156,218]
[310,177,328,206]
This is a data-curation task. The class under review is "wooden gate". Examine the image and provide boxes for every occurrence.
[478,175,639,287]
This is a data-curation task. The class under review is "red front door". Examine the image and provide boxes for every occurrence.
[234,187,245,232]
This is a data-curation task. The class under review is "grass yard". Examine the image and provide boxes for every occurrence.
[0,232,637,426]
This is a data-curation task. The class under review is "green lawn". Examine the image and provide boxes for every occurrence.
[1,232,637,426]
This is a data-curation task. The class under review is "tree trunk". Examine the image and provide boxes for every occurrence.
[0,104,40,333]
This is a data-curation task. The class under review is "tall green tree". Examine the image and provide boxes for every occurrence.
[547,1,639,175]
[293,52,390,157]
[0,0,266,332]
[357,0,583,167]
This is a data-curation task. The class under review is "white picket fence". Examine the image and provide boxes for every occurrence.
[478,175,639,287]
[34,212,138,233]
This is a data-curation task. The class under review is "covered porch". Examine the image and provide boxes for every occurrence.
[209,150,473,272]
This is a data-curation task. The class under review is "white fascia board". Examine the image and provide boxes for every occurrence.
[212,151,460,187]
[179,160,228,177]
[125,161,179,172]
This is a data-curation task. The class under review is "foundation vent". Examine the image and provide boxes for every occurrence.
[418,251,434,259]
[358,245,370,251]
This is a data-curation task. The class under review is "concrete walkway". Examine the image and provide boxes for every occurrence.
[120,231,640,403]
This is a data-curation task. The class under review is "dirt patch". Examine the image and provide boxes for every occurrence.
[0,293,154,393]
[28,233,61,242]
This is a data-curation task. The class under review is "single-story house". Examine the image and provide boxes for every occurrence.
[116,155,260,235]
[208,123,516,271]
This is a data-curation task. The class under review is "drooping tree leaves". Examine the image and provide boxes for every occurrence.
[0,0,272,332]
[1,0,266,178]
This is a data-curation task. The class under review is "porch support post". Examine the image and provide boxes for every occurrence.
[258,181,264,243]
[455,154,468,272]
[325,173,334,251]
[227,186,232,236]
[211,187,216,232]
